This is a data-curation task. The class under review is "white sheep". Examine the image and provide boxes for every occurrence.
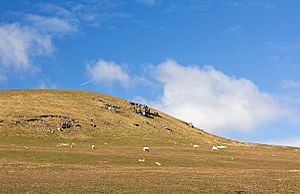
[155,162,161,166]
[211,146,218,151]
[217,145,227,149]
[193,144,200,148]
[143,146,150,152]
[57,143,69,147]
[92,144,96,149]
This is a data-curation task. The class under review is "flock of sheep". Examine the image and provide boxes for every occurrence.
[57,144,227,151]
[56,143,228,166]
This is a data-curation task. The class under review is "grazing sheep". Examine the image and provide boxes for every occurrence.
[155,162,161,166]
[193,144,200,148]
[92,145,96,149]
[143,146,150,152]
[138,159,145,162]
[216,145,227,149]
[56,143,69,147]
[211,146,218,151]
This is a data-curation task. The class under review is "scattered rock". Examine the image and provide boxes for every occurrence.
[105,103,120,112]
[164,127,173,133]
[26,118,39,122]
[128,101,159,118]
[183,121,194,128]
[20,115,81,132]
[61,121,72,129]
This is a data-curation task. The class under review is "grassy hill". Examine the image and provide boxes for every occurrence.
[0,89,300,193]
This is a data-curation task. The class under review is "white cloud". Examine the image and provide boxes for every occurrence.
[0,23,53,70]
[86,59,130,85]
[137,0,157,6]
[151,60,282,133]
[24,14,77,35]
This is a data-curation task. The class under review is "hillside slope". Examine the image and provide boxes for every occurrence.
[0,89,233,147]
[0,89,300,193]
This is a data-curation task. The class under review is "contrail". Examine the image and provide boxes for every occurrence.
[80,80,93,87]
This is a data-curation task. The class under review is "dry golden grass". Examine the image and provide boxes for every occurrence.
[0,89,300,193]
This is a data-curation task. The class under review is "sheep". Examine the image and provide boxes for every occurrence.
[138,159,145,162]
[216,145,227,149]
[211,146,218,151]
[193,144,200,148]
[155,162,161,166]
[212,145,227,150]
[92,145,96,149]
[56,143,69,147]
[143,146,150,152]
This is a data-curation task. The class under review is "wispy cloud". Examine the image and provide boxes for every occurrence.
[0,73,7,83]
[228,1,277,10]
[159,1,212,14]
[24,14,77,35]
[280,79,300,90]
[0,23,52,70]
[264,42,300,72]
[224,25,242,34]
[36,81,57,89]
[42,1,129,26]
[136,0,158,6]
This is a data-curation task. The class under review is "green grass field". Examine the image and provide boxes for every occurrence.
[0,90,300,193]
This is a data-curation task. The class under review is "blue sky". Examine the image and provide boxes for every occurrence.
[1,0,300,146]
